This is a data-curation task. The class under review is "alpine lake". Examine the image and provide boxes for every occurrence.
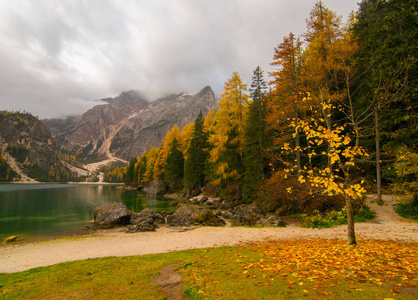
[0,184,173,243]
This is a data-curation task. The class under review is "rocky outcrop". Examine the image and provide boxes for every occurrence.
[230,203,264,226]
[94,203,132,229]
[0,111,63,181]
[255,216,287,227]
[189,195,229,210]
[127,208,165,232]
[166,205,225,227]
[192,210,226,227]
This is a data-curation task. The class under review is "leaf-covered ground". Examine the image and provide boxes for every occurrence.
[181,239,418,299]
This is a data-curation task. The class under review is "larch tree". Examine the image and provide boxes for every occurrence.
[142,147,160,184]
[269,32,304,171]
[153,125,182,180]
[180,122,194,157]
[208,71,248,195]
[302,1,344,171]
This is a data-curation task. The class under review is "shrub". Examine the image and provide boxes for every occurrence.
[395,200,418,220]
[299,206,375,228]
[255,171,344,215]
[390,146,418,202]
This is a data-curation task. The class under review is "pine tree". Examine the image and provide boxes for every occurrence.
[184,111,209,189]
[243,66,270,202]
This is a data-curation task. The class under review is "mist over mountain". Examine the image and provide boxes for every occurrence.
[44,86,217,161]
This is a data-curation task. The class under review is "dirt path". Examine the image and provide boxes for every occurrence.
[0,195,416,273]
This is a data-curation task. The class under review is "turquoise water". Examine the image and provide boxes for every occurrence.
[0,184,173,242]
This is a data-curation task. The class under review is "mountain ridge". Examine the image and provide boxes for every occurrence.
[44,86,217,162]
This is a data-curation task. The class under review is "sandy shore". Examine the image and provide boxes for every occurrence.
[1,195,417,273]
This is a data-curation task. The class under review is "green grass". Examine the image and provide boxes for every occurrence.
[1,239,416,299]
[395,201,418,220]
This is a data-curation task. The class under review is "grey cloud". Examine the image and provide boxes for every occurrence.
[0,0,359,118]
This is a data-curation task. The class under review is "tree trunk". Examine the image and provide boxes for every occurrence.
[375,107,382,203]
[345,195,357,245]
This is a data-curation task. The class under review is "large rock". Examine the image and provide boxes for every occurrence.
[193,210,226,227]
[128,208,166,232]
[146,179,167,197]
[166,205,225,227]
[230,203,263,226]
[94,203,132,229]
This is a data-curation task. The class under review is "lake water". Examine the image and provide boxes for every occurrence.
[0,184,173,242]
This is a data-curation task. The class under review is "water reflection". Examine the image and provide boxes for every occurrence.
[0,184,173,241]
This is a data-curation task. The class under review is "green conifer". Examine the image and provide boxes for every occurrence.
[184,111,209,189]
[243,66,270,202]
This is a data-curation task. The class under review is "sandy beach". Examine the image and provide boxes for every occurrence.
[1,195,416,274]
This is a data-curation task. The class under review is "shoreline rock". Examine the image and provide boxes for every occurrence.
[94,203,132,229]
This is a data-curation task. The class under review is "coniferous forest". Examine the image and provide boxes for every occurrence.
[124,0,417,243]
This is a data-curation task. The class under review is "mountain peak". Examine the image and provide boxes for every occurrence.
[102,90,148,107]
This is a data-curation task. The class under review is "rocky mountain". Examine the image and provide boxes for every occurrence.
[44,86,217,161]
[0,111,63,181]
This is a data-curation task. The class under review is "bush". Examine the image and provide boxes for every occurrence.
[390,146,418,202]
[395,200,418,220]
[299,206,375,228]
[255,171,344,215]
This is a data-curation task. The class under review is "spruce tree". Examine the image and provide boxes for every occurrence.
[243,66,269,202]
[184,111,208,189]
[124,157,137,185]
[164,138,184,189]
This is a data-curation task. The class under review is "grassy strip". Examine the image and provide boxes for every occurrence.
[1,240,416,299]
[395,201,418,221]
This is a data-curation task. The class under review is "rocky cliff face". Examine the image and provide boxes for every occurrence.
[114,86,217,160]
[0,111,62,181]
[44,86,217,161]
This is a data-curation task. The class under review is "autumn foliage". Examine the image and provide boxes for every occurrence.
[183,239,417,299]
[124,0,417,240]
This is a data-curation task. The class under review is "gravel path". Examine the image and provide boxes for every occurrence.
[0,195,416,273]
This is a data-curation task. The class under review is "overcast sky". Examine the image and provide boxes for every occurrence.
[0,0,359,119]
